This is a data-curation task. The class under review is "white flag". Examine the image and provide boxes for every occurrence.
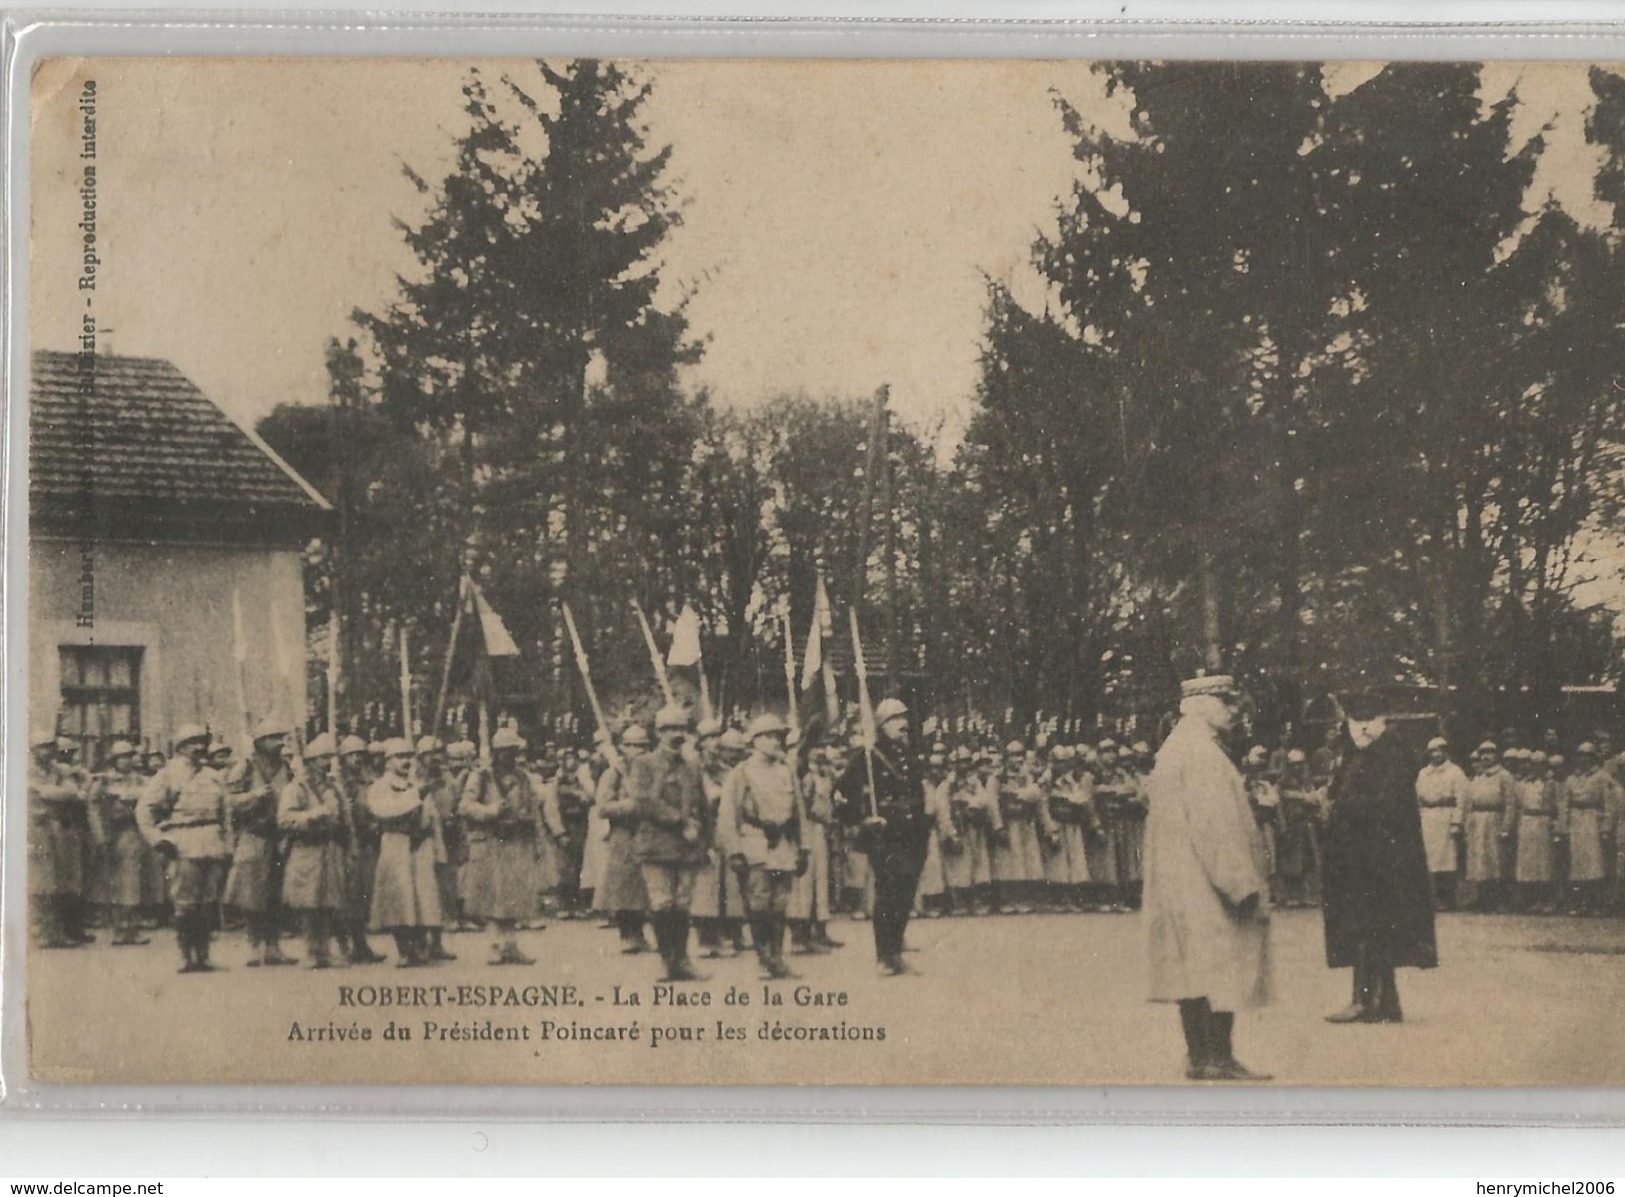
[667,603,703,669]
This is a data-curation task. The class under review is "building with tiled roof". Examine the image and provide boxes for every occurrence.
[29,349,332,762]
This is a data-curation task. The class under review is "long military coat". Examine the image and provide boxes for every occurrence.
[1143,715,1272,1012]
[1321,727,1438,971]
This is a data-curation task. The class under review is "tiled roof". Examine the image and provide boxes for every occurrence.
[30,349,330,514]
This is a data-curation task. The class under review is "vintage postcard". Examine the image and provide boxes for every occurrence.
[17,54,1625,1087]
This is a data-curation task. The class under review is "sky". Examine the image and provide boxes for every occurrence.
[27,56,1616,448]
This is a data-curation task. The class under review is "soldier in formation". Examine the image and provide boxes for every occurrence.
[629,705,712,982]
[94,739,159,946]
[366,737,443,967]
[724,713,809,979]
[224,719,297,968]
[460,727,554,965]
[277,732,349,968]
[137,724,231,972]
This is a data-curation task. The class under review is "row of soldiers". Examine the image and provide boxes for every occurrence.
[1412,737,1625,914]
[32,709,1625,977]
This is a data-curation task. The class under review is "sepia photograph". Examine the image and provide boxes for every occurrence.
[18,53,1625,1088]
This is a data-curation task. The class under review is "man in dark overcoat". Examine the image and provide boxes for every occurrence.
[1321,691,1438,1024]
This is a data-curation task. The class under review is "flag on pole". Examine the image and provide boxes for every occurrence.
[667,603,713,722]
[800,577,829,692]
[432,575,520,735]
[668,604,703,668]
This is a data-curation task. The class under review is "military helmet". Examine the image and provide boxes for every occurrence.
[875,697,909,724]
[620,724,651,748]
[305,732,338,759]
[253,716,288,743]
[655,704,693,731]
[339,735,369,757]
[747,712,789,741]
[447,739,477,761]
[107,739,138,760]
[174,723,210,749]
[492,727,527,752]
[415,735,445,756]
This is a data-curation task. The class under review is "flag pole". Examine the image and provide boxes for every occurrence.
[398,621,414,739]
[432,575,468,737]
[564,602,623,771]
[781,601,800,737]
[632,599,677,705]
[850,606,879,818]
[230,587,254,749]
[697,641,715,724]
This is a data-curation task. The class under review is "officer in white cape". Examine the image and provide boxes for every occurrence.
[1143,674,1273,1081]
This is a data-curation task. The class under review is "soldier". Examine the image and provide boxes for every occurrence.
[939,745,1001,914]
[1095,741,1139,913]
[1118,741,1151,910]
[1242,746,1280,891]
[1275,749,1321,909]
[1514,750,1561,914]
[918,748,954,917]
[1321,691,1437,1026]
[28,730,82,948]
[835,698,935,977]
[367,737,443,967]
[1035,748,1071,912]
[97,740,158,945]
[1144,676,1271,1081]
[444,739,479,931]
[990,740,1046,913]
[1462,741,1519,912]
[458,727,548,965]
[689,719,732,955]
[1080,746,1119,911]
[337,735,388,964]
[1048,746,1096,912]
[790,747,844,947]
[278,733,348,968]
[552,746,593,920]
[1414,736,1468,910]
[223,719,297,966]
[579,735,613,915]
[413,736,459,962]
[722,713,805,981]
[1557,742,1618,916]
[629,705,713,983]
[529,747,570,922]
[137,724,232,972]
[595,723,653,954]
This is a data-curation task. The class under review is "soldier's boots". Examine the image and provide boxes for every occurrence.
[429,929,458,962]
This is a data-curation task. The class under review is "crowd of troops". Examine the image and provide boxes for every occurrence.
[28,702,1625,981]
